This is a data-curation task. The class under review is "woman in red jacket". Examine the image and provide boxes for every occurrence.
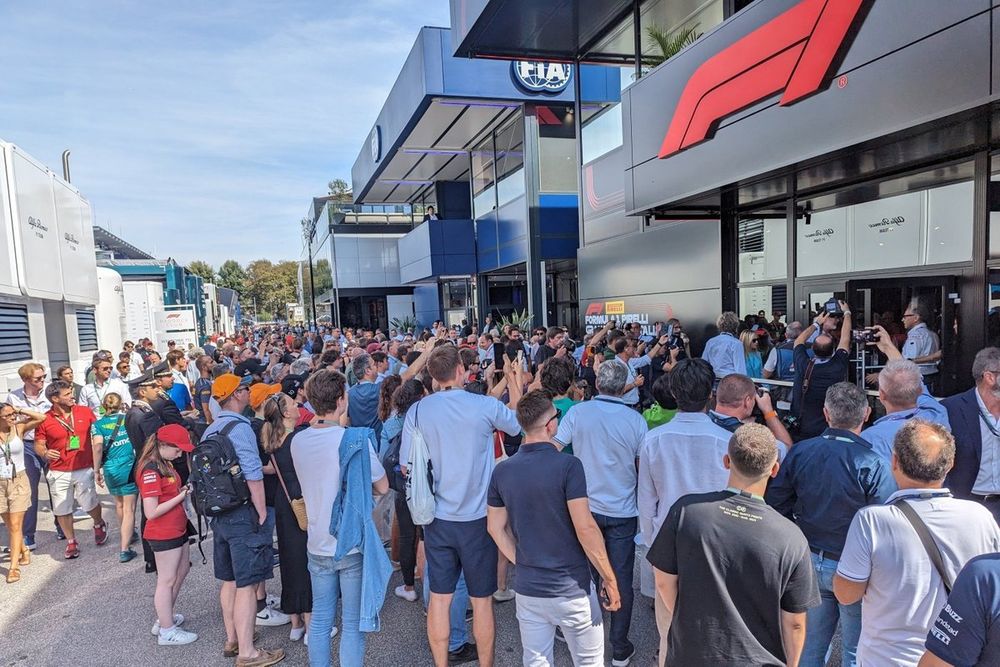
[136,424,197,646]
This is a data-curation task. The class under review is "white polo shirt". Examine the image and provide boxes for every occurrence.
[837,489,1000,666]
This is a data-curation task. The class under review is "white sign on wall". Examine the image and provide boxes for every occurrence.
[797,207,849,277]
[852,191,922,272]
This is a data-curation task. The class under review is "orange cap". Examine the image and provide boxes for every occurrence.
[212,373,250,401]
[249,383,281,410]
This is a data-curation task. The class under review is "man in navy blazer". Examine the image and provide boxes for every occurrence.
[943,347,1000,520]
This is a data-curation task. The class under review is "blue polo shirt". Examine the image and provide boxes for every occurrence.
[487,442,591,599]
[861,386,951,462]
[765,428,896,555]
[925,553,1000,667]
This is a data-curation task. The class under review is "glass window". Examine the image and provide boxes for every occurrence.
[495,118,526,206]
[798,165,974,277]
[989,154,1000,258]
[641,0,724,71]
[989,269,1000,348]
[582,103,623,165]
[738,284,787,323]
[471,133,496,219]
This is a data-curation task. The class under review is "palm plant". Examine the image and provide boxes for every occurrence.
[645,23,701,68]
[390,315,419,332]
[497,308,533,332]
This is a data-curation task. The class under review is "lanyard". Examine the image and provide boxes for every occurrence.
[978,408,1000,439]
[725,486,765,502]
[0,432,12,464]
[822,434,859,444]
[54,410,75,434]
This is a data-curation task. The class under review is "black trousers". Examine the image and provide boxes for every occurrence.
[394,490,419,587]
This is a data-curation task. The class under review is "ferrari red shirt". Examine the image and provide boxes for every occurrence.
[139,463,188,541]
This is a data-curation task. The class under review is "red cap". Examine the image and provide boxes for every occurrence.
[366,342,381,354]
[157,424,194,452]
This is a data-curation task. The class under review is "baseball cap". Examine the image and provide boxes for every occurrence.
[366,342,381,354]
[156,424,194,452]
[281,373,308,399]
[249,383,281,410]
[212,373,252,401]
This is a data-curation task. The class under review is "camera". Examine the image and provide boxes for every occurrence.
[824,297,843,315]
[852,328,879,344]
[562,339,577,354]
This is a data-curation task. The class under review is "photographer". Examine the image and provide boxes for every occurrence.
[792,301,852,440]
[611,334,671,408]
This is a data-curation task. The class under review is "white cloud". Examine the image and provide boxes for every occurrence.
[0,0,452,267]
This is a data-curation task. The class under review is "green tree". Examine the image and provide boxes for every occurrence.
[244,259,300,321]
[187,260,215,282]
[217,259,247,294]
[327,178,352,202]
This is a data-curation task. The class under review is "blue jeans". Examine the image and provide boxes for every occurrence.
[308,551,364,667]
[423,562,469,652]
[801,552,861,667]
[22,450,41,544]
[591,513,636,659]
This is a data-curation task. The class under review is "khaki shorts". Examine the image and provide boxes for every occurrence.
[46,468,99,516]
[0,471,30,514]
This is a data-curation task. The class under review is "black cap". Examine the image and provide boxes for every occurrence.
[152,362,172,378]
[281,373,308,399]
[234,358,266,377]
[127,370,157,388]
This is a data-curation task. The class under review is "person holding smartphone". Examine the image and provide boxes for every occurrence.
[488,390,621,666]
[137,424,198,646]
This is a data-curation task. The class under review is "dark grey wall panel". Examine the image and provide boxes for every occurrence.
[578,220,720,301]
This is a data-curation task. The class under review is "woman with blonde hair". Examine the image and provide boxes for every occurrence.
[740,329,764,378]
[0,403,46,583]
[91,392,139,562]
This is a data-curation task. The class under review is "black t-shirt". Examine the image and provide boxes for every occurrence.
[251,418,279,507]
[487,442,591,598]
[646,490,819,667]
[533,343,557,369]
[792,345,849,439]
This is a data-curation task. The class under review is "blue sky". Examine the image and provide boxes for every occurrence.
[0,0,452,268]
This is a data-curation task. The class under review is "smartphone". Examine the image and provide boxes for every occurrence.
[638,334,654,344]
[666,324,674,338]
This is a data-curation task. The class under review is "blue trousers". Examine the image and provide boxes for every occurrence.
[590,513,636,660]
[308,551,365,667]
[22,450,41,544]
[800,552,860,667]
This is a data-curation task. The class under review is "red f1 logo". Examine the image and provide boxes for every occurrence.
[658,0,865,159]
[585,303,604,316]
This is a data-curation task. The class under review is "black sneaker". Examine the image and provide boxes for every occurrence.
[554,626,567,643]
[464,608,473,623]
[448,642,477,665]
[611,646,636,667]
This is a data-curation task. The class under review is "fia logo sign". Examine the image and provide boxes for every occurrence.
[511,61,572,94]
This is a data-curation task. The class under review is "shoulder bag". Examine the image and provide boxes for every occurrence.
[894,498,954,594]
[271,453,308,532]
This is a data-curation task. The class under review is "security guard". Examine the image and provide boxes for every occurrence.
[902,302,941,392]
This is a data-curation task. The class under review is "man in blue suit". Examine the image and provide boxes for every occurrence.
[943,347,1000,520]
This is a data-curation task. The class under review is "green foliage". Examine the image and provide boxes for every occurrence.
[497,308,533,331]
[327,178,352,202]
[646,23,701,67]
[244,259,300,321]
[186,260,215,283]
[216,260,247,294]
[390,316,419,333]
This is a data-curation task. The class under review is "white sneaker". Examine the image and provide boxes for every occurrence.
[493,588,515,602]
[289,626,306,642]
[303,626,337,646]
[265,593,280,609]
[394,585,418,602]
[157,626,198,646]
[150,613,185,636]
[255,606,291,627]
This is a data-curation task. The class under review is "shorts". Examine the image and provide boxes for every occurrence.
[0,471,30,514]
[210,504,274,588]
[103,462,138,497]
[46,468,99,516]
[148,535,189,552]
[424,517,497,598]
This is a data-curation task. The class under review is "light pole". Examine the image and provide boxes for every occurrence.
[301,217,318,329]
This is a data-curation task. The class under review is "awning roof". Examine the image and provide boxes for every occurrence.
[450,0,635,60]
[361,98,519,205]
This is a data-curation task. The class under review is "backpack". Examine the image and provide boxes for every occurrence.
[188,419,250,517]
[382,429,405,494]
[404,405,436,525]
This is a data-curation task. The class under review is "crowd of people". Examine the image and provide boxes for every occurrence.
[1,303,999,667]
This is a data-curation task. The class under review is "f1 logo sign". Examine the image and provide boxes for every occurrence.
[585,303,604,316]
[658,0,865,159]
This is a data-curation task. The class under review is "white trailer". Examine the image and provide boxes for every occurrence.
[0,140,98,393]
[203,282,219,337]
[122,280,165,344]
[96,267,126,353]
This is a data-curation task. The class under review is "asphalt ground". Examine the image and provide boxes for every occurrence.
[0,487,841,666]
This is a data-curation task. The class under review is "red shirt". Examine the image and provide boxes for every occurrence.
[35,406,97,472]
[139,463,188,541]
